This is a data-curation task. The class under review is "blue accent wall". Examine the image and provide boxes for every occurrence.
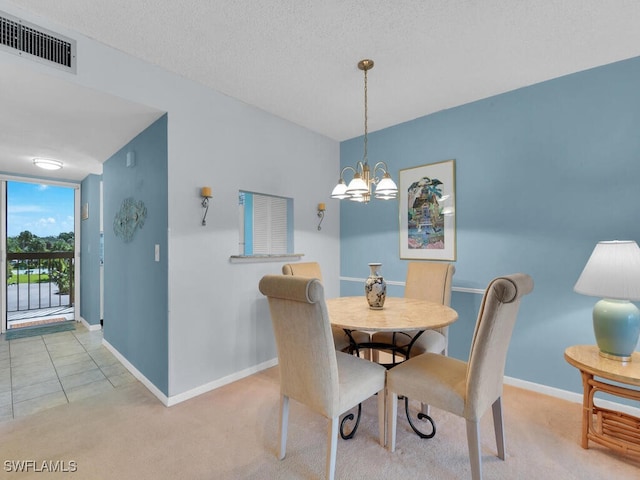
[80,174,102,326]
[102,115,169,395]
[339,56,640,396]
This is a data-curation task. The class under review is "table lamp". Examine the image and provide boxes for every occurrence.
[574,240,640,361]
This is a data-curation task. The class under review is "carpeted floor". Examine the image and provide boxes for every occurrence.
[1,366,639,479]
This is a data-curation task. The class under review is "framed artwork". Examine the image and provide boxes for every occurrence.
[399,159,456,260]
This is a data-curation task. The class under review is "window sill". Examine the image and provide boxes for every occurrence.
[229,254,304,264]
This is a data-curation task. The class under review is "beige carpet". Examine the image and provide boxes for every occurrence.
[1,366,639,479]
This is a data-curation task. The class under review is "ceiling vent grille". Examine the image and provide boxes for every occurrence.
[0,11,76,73]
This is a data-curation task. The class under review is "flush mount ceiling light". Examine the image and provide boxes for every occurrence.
[331,59,398,204]
[33,158,63,170]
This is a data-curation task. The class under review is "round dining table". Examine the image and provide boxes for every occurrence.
[326,296,459,440]
[327,296,458,363]
[327,296,458,333]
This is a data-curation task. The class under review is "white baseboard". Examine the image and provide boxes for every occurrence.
[101,338,279,408]
[505,375,640,417]
[100,333,639,416]
[102,339,170,406]
[165,358,279,407]
[78,316,101,331]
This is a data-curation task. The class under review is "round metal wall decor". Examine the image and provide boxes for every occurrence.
[113,197,147,242]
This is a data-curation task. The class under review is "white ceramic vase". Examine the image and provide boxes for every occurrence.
[364,263,386,309]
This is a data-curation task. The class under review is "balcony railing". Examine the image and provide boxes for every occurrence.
[6,252,74,314]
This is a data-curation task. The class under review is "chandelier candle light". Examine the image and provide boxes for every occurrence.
[331,59,398,203]
[574,240,640,361]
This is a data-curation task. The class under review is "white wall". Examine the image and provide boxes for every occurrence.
[1,3,341,400]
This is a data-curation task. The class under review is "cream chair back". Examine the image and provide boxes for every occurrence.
[258,274,339,417]
[404,261,455,305]
[282,262,323,281]
[464,273,534,421]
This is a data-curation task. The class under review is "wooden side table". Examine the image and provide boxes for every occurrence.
[564,345,640,456]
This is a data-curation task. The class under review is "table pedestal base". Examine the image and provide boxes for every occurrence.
[405,397,436,438]
[340,404,361,439]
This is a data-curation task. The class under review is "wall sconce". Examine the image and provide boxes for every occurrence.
[200,187,212,226]
[317,203,326,231]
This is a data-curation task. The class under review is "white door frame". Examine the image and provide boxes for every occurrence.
[0,176,81,334]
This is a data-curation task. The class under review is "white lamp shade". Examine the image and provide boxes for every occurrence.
[574,240,640,300]
[346,175,369,194]
[374,174,398,196]
[330,181,350,199]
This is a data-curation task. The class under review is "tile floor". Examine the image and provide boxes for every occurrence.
[0,324,136,422]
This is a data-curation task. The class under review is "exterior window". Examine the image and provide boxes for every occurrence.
[239,191,293,255]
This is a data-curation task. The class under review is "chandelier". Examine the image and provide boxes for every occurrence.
[331,59,398,203]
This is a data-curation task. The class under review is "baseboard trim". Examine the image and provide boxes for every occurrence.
[101,339,279,408]
[98,341,640,416]
[78,316,101,331]
[505,375,640,417]
[102,339,170,406]
[165,358,279,407]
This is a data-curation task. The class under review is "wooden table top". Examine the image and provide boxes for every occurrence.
[564,345,640,387]
[326,296,458,332]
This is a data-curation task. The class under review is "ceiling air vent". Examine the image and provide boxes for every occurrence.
[0,11,76,73]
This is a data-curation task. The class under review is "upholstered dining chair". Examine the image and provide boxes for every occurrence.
[282,262,370,355]
[259,275,386,480]
[386,273,534,480]
[371,261,455,361]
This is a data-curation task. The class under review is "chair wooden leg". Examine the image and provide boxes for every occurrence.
[278,395,289,460]
[492,397,505,460]
[387,391,399,451]
[466,419,483,480]
[377,388,386,446]
[327,417,339,480]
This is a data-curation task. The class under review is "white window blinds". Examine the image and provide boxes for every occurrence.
[240,191,293,255]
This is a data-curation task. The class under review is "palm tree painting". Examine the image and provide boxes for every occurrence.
[400,159,456,260]
[407,176,445,250]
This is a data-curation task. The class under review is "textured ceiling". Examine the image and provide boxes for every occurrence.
[2,1,640,180]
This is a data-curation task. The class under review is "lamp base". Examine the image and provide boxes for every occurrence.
[593,299,640,362]
[598,350,632,362]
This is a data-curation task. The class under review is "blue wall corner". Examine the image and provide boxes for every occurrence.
[102,114,169,395]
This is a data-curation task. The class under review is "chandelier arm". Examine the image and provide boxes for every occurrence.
[372,161,390,183]
[340,165,357,180]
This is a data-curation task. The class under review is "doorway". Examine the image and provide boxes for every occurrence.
[2,179,80,333]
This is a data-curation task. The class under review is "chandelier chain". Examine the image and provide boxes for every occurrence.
[363,66,368,164]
